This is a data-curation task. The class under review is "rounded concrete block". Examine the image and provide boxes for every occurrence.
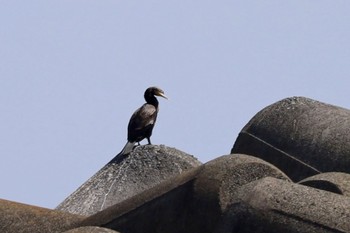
[0,198,84,233]
[80,154,289,233]
[56,145,201,216]
[188,154,290,233]
[220,177,350,233]
[79,166,202,233]
[232,96,350,181]
[63,226,120,233]
[299,172,350,196]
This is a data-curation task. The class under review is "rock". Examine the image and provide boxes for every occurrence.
[80,154,289,233]
[188,154,290,233]
[0,198,84,233]
[232,96,350,181]
[56,145,201,216]
[79,166,202,233]
[299,172,350,196]
[219,177,350,233]
[63,226,120,233]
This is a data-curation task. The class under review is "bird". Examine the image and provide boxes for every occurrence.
[117,86,167,156]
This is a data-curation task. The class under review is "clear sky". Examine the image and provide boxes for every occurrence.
[1,1,350,209]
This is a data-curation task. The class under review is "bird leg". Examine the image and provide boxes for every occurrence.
[147,137,152,145]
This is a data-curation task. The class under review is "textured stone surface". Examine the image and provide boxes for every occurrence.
[0,198,84,233]
[232,96,350,181]
[63,226,120,233]
[299,172,350,196]
[219,177,350,233]
[80,154,289,233]
[56,145,201,216]
[189,154,290,233]
[80,166,201,233]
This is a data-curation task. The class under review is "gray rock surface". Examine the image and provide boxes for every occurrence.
[80,166,202,233]
[220,177,350,233]
[232,96,350,181]
[80,154,289,233]
[56,145,201,216]
[299,172,350,196]
[0,198,84,233]
[189,154,291,233]
[63,226,120,233]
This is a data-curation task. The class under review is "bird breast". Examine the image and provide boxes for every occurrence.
[128,104,158,131]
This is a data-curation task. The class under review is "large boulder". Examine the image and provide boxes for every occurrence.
[56,145,201,216]
[0,198,83,233]
[187,154,290,233]
[299,172,350,196]
[79,166,202,233]
[232,96,350,181]
[80,154,289,233]
[219,177,350,233]
[63,226,120,233]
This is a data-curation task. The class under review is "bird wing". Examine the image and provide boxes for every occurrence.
[129,104,157,129]
[127,104,158,142]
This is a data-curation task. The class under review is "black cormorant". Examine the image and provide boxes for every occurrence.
[118,86,167,156]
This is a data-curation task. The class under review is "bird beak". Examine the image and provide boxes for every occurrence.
[158,92,168,100]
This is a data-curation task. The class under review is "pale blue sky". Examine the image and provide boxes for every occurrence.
[1,1,350,208]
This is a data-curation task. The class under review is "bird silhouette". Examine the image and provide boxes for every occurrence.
[118,86,167,156]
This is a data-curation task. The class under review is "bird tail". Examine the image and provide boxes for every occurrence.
[118,141,135,156]
[109,141,136,164]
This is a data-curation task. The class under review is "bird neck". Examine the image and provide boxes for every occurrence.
[145,94,159,107]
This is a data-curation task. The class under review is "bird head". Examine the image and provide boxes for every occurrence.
[146,87,168,100]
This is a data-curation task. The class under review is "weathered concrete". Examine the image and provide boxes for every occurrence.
[56,145,201,216]
[219,177,350,233]
[232,96,350,181]
[299,172,350,196]
[188,154,291,233]
[80,154,289,233]
[63,226,120,233]
[0,198,84,233]
[80,166,201,233]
